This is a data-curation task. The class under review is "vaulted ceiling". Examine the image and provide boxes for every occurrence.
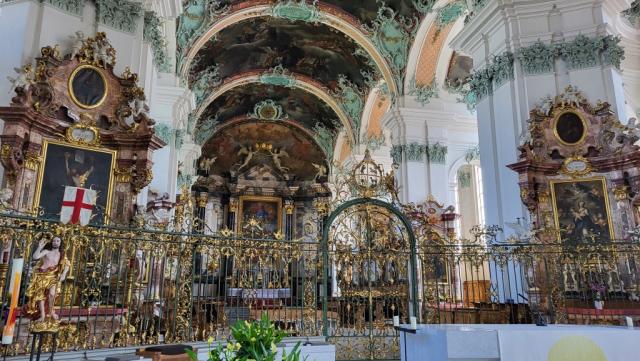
[176,0,452,174]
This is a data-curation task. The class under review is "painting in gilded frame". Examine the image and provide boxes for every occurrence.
[34,140,116,224]
[550,177,614,243]
[238,196,282,236]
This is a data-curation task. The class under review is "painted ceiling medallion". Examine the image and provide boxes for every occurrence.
[248,100,288,120]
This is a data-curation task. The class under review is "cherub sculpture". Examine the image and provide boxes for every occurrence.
[69,31,85,59]
[24,237,70,326]
[312,162,327,181]
[270,148,289,173]
[235,145,255,172]
[7,64,33,94]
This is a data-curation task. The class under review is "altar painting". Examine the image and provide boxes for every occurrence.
[238,196,282,236]
[34,140,116,224]
[550,178,614,243]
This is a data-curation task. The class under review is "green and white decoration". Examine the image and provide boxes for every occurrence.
[95,0,142,33]
[408,77,438,106]
[144,11,171,72]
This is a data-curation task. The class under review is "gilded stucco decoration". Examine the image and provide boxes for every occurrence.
[248,100,288,121]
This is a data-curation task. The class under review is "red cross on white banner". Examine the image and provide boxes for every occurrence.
[60,186,96,226]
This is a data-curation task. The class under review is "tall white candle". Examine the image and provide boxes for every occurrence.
[393,316,400,327]
[410,316,417,329]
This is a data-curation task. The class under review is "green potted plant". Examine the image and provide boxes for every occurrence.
[187,314,304,361]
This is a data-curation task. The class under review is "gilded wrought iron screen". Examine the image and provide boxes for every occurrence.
[322,198,418,361]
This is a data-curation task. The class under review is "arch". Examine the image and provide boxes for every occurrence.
[179,2,399,96]
[194,71,356,144]
[321,196,419,335]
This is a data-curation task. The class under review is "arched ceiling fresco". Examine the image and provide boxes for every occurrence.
[201,120,328,181]
[198,82,339,136]
[176,0,478,164]
[189,17,377,92]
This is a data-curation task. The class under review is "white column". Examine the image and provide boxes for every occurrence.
[451,0,630,235]
[148,75,194,201]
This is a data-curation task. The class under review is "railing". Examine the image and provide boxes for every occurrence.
[0,212,638,358]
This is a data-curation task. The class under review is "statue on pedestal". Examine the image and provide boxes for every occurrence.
[24,237,70,332]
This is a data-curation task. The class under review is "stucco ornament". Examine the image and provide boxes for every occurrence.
[313,122,336,160]
[259,65,297,88]
[143,11,171,72]
[427,143,447,164]
[154,123,173,145]
[194,116,219,146]
[622,0,640,27]
[43,0,84,15]
[364,2,418,91]
[192,64,222,107]
[556,35,604,70]
[270,0,323,23]
[176,0,230,67]
[334,74,364,135]
[390,145,403,164]
[405,143,425,162]
[516,40,555,75]
[95,0,142,33]
[408,77,438,106]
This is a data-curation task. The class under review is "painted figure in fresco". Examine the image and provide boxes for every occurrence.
[64,152,94,187]
[570,201,600,240]
[235,145,256,172]
[24,237,70,322]
[269,148,289,173]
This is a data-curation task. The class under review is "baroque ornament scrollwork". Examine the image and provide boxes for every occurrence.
[622,0,640,27]
[95,0,142,33]
[408,77,438,106]
[270,0,323,23]
[143,11,171,72]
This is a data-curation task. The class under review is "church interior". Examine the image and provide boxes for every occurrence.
[0,0,639,360]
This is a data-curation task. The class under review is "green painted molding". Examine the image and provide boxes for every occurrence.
[42,0,84,15]
[313,122,336,160]
[194,116,218,146]
[408,77,438,106]
[457,169,472,188]
[390,145,402,165]
[192,64,222,107]
[270,0,323,23]
[466,51,514,102]
[259,65,296,88]
[154,123,173,145]
[426,143,447,164]
[491,52,514,87]
[622,0,640,27]
[144,11,171,72]
[405,143,425,162]
[248,99,288,120]
[364,2,418,92]
[516,40,555,75]
[334,74,364,135]
[95,0,142,33]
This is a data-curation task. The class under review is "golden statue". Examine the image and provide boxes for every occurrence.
[24,237,70,331]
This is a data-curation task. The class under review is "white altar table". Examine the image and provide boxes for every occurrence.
[397,324,640,361]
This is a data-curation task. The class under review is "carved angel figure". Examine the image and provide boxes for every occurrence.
[625,117,640,139]
[123,98,149,127]
[7,65,33,94]
[270,148,289,173]
[92,41,110,67]
[0,188,13,209]
[198,156,217,173]
[70,31,85,59]
[312,162,327,181]
[235,145,255,172]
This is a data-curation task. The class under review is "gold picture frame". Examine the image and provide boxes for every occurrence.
[68,64,108,109]
[552,109,588,146]
[33,139,116,224]
[550,177,614,243]
[237,195,282,235]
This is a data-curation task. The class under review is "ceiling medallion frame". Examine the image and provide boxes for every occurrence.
[552,108,588,147]
[68,64,109,109]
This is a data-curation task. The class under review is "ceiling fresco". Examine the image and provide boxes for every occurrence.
[198,82,340,132]
[189,17,377,91]
[201,120,328,181]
